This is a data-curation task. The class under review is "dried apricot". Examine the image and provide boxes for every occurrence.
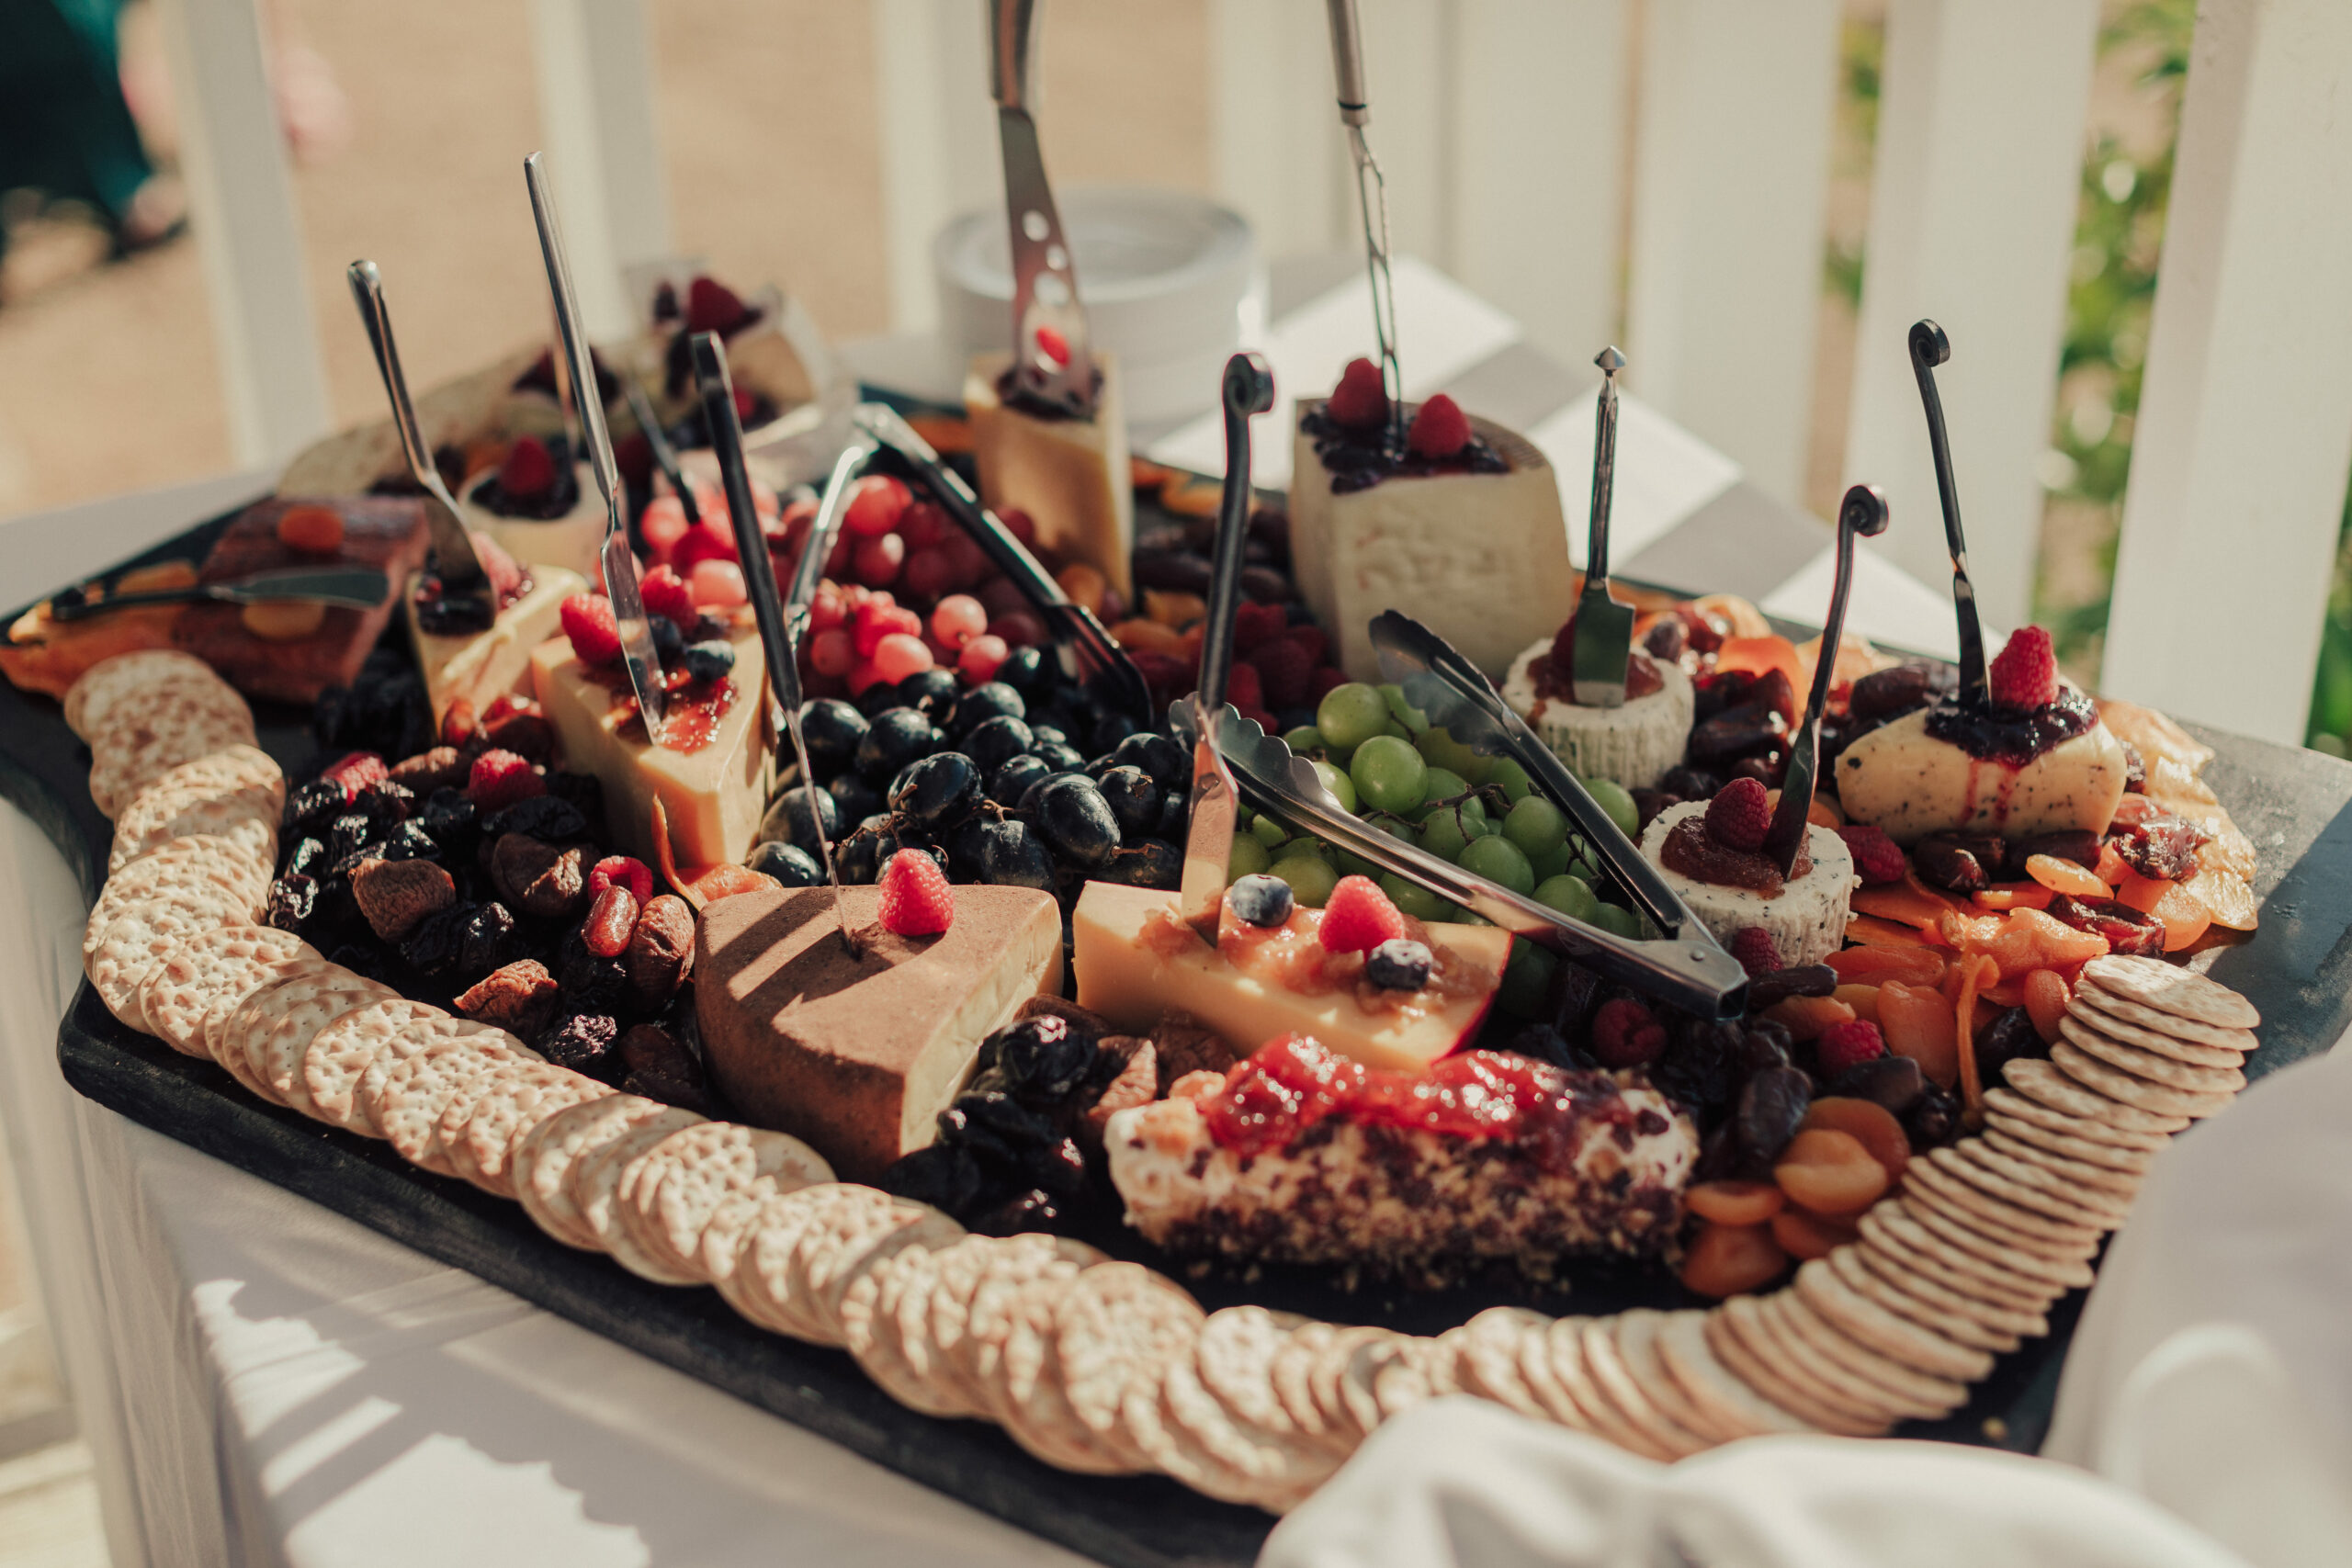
[1686,1179,1785,1227]
[1056,562,1109,616]
[2026,853,2109,897]
[1774,1129,1890,1214]
[1847,913,1939,948]
[1770,1204,1861,1261]
[276,502,345,554]
[240,599,327,640]
[1798,1097,1910,1181]
[2115,872,2212,952]
[1974,881,2055,912]
[1713,635,1804,696]
[2095,841,2133,887]
[1826,945,1947,987]
[2022,967,2071,1044]
[1760,994,1857,1043]
[2182,865,2258,932]
[1679,1222,1789,1299]
[1831,984,1881,1022]
[1878,978,1959,1089]
[1855,881,1969,931]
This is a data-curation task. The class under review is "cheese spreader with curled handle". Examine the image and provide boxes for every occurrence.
[1765,483,1888,877]
[1168,699,1747,1020]
[1364,608,1750,1016]
[784,402,1151,734]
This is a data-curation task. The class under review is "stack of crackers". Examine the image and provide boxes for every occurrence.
[63,642,2272,1516]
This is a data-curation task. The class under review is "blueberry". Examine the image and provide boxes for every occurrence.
[1111,731,1189,792]
[896,666,963,720]
[649,615,685,666]
[683,639,736,681]
[827,771,885,827]
[1099,840,1182,889]
[990,753,1053,807]
[890,751,982,829]
[1365,938,1433,990]
[1094,765,1159,839]
[797,699,867,780]
[1227,874,1294,928]
[771,785,841,856]
[748,840,822,886]
[855,707,940,782]
[962,715,1035,774]
[1029,775,1122,868]
[975,817,1056,890]
[949,682,1025,737]
[994,645,1046,694]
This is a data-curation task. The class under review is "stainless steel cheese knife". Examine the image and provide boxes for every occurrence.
[49,566,392,622]
[1765,484,1888,877]
[1569,347,1635,706]
[989,0,1096,419]
[1908,319,1989,706]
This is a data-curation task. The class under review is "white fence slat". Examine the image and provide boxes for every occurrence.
[1840,0,2098,631]
[1207,0,1344,264]
[1448,0,1628,367]
[1624,0,1840,505]
[532,0,674,340]
[152,0,332,469]
[2103,0,2352,746]
[1357,0,1451,267]
[873,0,997,333]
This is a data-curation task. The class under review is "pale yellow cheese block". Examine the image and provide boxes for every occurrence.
[404,564,584,724]
[1835,705,2131,845]
[461,462,607,584]
[530,623,774,870]
[1069,881,1510,1074]
[965,350,1134,598]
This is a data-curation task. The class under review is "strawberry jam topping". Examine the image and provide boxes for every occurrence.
[1530,645,1665,706]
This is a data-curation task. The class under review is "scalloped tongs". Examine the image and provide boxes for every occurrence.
[783,404,1151,733]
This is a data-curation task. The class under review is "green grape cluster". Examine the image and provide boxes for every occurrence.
[1230,681,1658,1020]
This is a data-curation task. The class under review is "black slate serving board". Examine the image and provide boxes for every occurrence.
[13,497,2351,1567]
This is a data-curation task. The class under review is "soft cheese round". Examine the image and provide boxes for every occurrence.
[1638,799,1856,966]
[460,462,606,582]
[1502,640,1694,793]
[1834,698,2130,845]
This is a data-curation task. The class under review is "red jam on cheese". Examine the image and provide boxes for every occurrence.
[591,663,740,755]
[1138,897,1497,1019]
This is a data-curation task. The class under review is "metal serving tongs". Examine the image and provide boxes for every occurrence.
[1908,320,1989,705]
[989,0,1096,418]
[1765,485,1888,876]
[622,378,702,527]
[1177,354,1276,942]
[525,152,669,745]
[1324,0,1402,447]
[692,332,856,955]
[785,403,1152,732]
[346,260,494,625]
[1363,611,1751,1017]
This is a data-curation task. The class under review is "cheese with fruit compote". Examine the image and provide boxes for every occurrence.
[696,881,1064,1181]
[1069,878,1508,1075]
[529,614,773,869]
[1287,365,1577,682]
[964,351,1134,598]
[403,534,583,725]
[1837,693,2130,846]
[1639,795,1856,966]
[1503,629,1694,792]
[1105,1035,1696,1284]
[461,434,606,583]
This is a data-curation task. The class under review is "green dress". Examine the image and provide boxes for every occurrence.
[0,0,155,243]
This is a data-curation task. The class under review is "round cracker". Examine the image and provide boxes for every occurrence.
[568,1106,706,1276]
[1982,1108,2158,1172]
[997,1275,1140,1475]
[1584,1314,1715,1455]
[1513,1314,1600,1433]
[136,923,317,1058]
[1857,1203,2069,1313]
[1903,1158,2107,1252]
[1656,1309,1813,1439]
[1161,1341,1336,1498]
[1270,1322,1351,1447]
[66,650,220,738]
[795,1190,961,1348]
[1194,1306,1316,1446]
[107,745,283,875]
[1545,1317,1674,1460]
[1616,1309,1741,1446]
[2059,1018,2248,1090]
[300,998,450,1134]
[842,1241,983,1419]
[2051,1040,2237,1120]
[514,1095,671,1251]
[915,1234,1102,1417]
[1980,1127,2145,1197]
[631,1122,831,1280]
[1745,1291,1924,1426]
[717,1186,843,1335]
[449,1066,613,1196]
[1770,1287,1973,1415]
[87,835,268,938]
[1845,1237,2048,1342]
[1826,1245,2018,1354]
[2074,985,2259,1053]
[1937,1144,2133,1229]
[1982,1083,2175,1151]
[1302,1325,1396,1446]
[2004,1057,2191,1135]
[1450,1306,1550,1421]
[85,893,246,1032]
[1125,1340,1290,1505]
[90,705,257,818]
[949,1232,1106,1411]
[372,1033,538,1174]
[1889,1194,2095,1290]
[1793,1258,1992,1383]
[1057,1260,1204,1469]
[2080,954,2258,1030]
[1706,1301,1887,1436]
[220,971,390,1103]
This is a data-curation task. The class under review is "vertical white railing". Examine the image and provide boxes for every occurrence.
[2103,0,2352,747]
[873,0,997,335]
[531,0,674,340]
[1624,0,1840,507]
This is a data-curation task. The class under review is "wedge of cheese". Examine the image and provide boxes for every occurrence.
[965,351,1134,599]
[461,462,606,584]
[1837,706,2130,845]
[404,564,583,725]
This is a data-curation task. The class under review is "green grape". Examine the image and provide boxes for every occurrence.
[1502,795,1568,859]
[1311,759,1359,814]
[1283,725,1327,757]
[1416,725,1494,784]
[1532,873,1601,924]
[1458,834,1536,895]
[1496,941,1559,1018]
[1378,683,1430,734]
[1450,908,1493,926]
[1227,833,1272,879]
[1373,816,1421,851]
[1315,683,1391,751]
[1331,847,1379,878]
[1409,766,1470,822]
[1376,873,1449,922]
[1251,815,1290,851]
[1489,758,1533,804]
[1589,902,1643,940]
[1524,840,1574,882]
[1586,778,1641,840]
[1349,735,1428,814]
[1269,853,1340,908]
[1418,804,1480,863]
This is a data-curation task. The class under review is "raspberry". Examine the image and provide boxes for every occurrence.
[1591,997,1668,1068]
[685,274,752,336]
[560,592,622,667]
[1233,601,1290,654]
[467,748,546,813]
[1407,393,1471,457]
[1705,775,1771,852]
[1730,926,1782,979]
[588,854,655,904]
[1816,1019,1888,1077]
[1837,823,1906,886]
[1308,666,1347,704]
[1317,874,1408,955]
[320,750,389,801]
[1324,355,1388,427]
[638,563,697,630]
[1989,624,2059,711]
[1250,637,1317,710]
[1225,660,1264,714]
[1278,624,1329,668]
[498,435,557,499]
[877,848,955,936]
